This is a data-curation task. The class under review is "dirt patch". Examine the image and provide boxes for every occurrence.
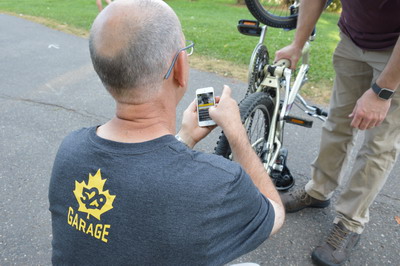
[4,12,88,37]
[189,55,249,82]
[301,81,333,105]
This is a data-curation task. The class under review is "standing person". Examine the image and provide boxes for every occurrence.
[48,0,284,265]
[275,0,400,265]
[96,0,112,12]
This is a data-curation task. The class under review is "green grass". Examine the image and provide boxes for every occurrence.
[0,0,340,96]
[169,0,340,83]
[0,0,99,30]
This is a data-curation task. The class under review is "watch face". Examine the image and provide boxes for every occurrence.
[379,89,394,100]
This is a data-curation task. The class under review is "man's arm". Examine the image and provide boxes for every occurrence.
[209,86,284,235]
[349,36,400,130]
[275,0,327,68]
[377,37,400,91]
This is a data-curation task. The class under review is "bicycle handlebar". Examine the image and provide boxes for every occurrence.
[313,106,328,117]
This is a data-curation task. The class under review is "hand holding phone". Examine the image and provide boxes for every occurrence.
[207,85,241,132]
[196,87,217,127]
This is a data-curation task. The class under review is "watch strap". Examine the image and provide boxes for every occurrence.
[372,82,394,100]
[175,134,190,148]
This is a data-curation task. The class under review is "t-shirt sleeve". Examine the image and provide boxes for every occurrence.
[207,166,275,264]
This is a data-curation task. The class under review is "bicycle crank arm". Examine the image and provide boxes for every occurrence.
[270,148,295,191]
[284,115,313,128]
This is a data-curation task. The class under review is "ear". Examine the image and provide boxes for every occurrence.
[172,52,188,88]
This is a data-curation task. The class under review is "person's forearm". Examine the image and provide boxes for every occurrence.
[223,124,281,206]
[376,36,400,91]
[208,85,284,234]
[292,0,327,49]
[224,124,285,234]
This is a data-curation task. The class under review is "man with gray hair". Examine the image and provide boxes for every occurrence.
[48,0,284,264]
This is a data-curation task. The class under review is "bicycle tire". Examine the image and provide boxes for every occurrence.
[245,0,333,29]
[214,92,274,161]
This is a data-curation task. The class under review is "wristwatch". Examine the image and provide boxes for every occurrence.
[371,82,395,100]
[175,134,190,148]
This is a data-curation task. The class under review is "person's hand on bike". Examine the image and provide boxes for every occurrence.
[209,85,242,133]
[177,99,217,148]
[349,88,391,130]
[274,43,302,70]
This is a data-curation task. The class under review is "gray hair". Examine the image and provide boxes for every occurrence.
[89,0,183,103]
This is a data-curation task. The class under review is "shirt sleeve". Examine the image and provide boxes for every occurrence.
[207,166,275,265]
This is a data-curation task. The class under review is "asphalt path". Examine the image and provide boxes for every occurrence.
[1,13,399,265]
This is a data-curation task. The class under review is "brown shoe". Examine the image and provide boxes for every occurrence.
[280,188,330,213]
[312,222,361,266]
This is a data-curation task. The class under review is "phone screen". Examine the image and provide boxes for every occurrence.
[197,92,215,123]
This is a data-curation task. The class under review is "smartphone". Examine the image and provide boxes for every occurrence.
[196,87,216,127]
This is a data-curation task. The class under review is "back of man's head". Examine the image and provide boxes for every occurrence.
[89,0,183,104]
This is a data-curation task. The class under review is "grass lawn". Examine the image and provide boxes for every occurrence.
[0,0,340,102]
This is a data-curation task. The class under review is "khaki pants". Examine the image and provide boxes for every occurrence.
[305,32,400,234]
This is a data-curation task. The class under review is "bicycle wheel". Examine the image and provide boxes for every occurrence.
[245,0,333,29]
[214,92,274,161]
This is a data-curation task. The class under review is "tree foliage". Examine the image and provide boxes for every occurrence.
[326,0,342,12]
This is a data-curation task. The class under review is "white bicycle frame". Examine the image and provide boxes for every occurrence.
[249,25,326,173]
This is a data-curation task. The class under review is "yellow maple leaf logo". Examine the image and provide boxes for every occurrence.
[73,169,116,220]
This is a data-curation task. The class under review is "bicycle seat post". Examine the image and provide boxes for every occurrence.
[301,42,310,65]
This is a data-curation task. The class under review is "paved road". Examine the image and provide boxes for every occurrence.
[1,13,399,265]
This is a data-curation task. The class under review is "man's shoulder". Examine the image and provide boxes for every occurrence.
[66,126,94,138]
[61,127,94,144]
[166,141,245,182]
[56,127,95,155]
[189,150,243,177]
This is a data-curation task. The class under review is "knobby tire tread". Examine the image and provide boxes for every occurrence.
[244,0,333,29]
[245,0,298,29]
[214,92,274,159]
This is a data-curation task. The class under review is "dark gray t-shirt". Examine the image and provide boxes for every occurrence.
[49,127,275,265]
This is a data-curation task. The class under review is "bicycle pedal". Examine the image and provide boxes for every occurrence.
[237,20,262,36]
[284,116,313,128]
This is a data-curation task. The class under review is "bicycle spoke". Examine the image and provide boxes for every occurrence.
[246,108,268,156]
[258,0,294,18]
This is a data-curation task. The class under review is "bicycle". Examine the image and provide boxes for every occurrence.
[244,0,333,30]
[214,16,328,191]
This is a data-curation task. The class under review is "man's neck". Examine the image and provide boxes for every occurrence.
[97,101,176,143]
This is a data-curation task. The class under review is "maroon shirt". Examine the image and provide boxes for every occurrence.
[339,0,400,50]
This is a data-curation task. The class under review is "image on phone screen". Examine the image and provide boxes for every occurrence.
[197,92,214,121]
